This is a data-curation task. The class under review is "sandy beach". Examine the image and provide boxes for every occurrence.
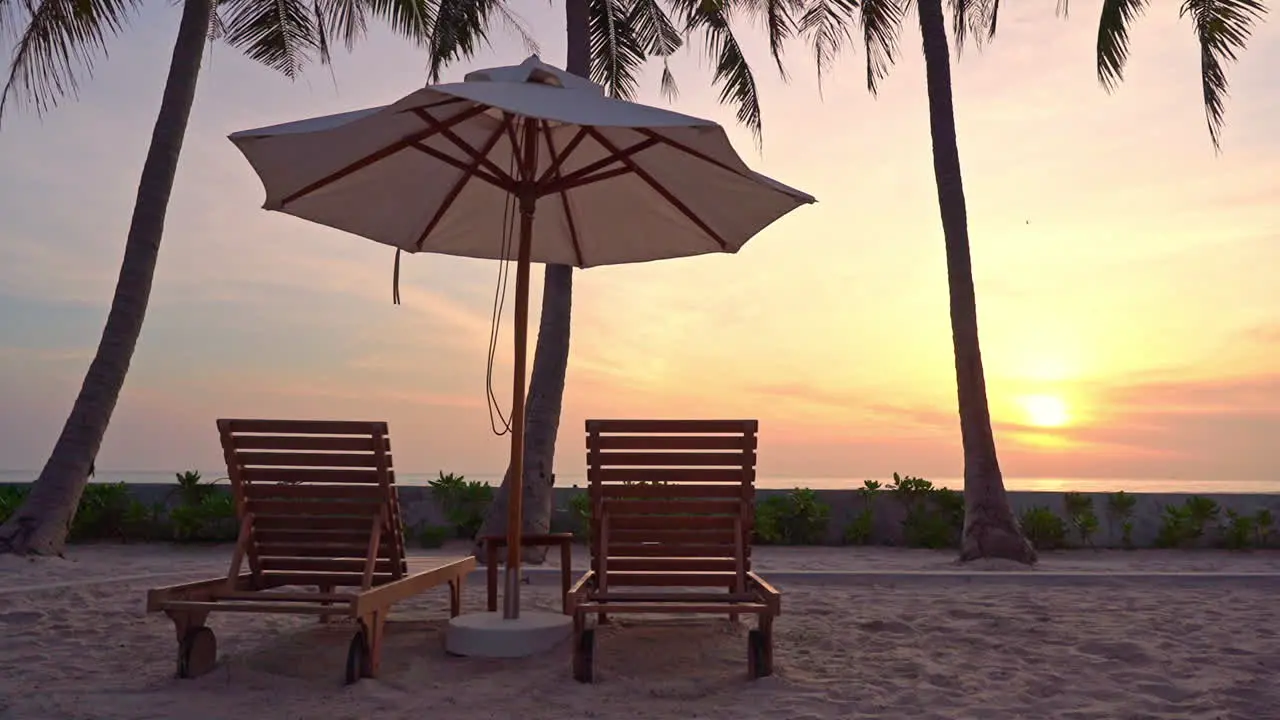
[3,544,1279,720]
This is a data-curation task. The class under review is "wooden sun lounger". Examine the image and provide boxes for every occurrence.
[566,419,781,682]
[146,419,476,684]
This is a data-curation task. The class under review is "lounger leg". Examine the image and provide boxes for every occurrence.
[759,614,776,677]
[449,577,463,617]
[362,610,387,679]
[571,611,595,683]
[166,610,217,679]
[318,584,335,623]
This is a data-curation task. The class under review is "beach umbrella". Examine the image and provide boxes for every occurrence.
[228,54,816,624]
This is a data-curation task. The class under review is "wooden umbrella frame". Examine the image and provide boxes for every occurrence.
[270,99,747,620]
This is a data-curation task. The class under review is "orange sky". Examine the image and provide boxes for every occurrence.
[0,1,1276,484]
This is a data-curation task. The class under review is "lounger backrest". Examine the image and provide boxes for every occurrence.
[217,419,408,589]
[585,419,757,589]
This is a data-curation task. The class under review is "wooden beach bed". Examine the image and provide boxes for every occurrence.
[146,419,475,684]
[567,419,781,682]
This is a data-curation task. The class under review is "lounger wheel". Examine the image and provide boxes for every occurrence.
[345,625,373,685]
[177,627,217,679]
[572,628,595,683]
[747,629,770,680]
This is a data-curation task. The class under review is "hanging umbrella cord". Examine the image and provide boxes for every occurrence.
[484,133,523,437]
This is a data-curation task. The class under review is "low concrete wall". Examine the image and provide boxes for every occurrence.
[5,482,1277,548]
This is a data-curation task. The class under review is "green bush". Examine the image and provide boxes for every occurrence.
[888,473,963,549]
[1155,496,1220,548]
[1256,509,1275,547]
[170,491,237,542]
[1063,492,1100,547]
[843,480,882,545]
[568,493,592,542]
[69,483,133,542]
[755,488,830,545]
[428,471,494,540]
[416,523,451,548]
[0,484,29,524]
[1019,506,1067,550]
[1222,509,1255,550]
[1107,491,1138,549]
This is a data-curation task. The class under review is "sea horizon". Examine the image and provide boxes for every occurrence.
[0,470,1276,494]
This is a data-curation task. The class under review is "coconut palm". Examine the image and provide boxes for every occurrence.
[1063,0,1267,150]
[428,0,796,556]
[0,0,458,555]
[798,0,1265,562]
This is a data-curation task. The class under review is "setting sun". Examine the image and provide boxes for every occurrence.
[1019,395,1070,428]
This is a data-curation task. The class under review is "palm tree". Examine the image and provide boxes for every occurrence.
[796,0,1037,562]
[798,0,1266,563]
[425,0,794,559]
[0,0,441,555]
[1066,0,1267,151]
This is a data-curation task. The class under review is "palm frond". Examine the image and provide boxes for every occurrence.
[659,57,678,100]
[1092,0,1148,91]
[209,5,228,41]
[948,0,996,50]
[314,0,365,50]
[795,0,856,92]
[0,0,144,121]
[1180,0,1266,150]
[861,0,903,94]
[425,0,492,82]
[673,0,764,142]
[739,0,801,78]
[588,0,644,99]
[219,0,318,77]
[627,0,680,55]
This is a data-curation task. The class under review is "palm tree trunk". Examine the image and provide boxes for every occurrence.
[471,0,586,563]
[0,0,213,556]
[916,0,1035,564]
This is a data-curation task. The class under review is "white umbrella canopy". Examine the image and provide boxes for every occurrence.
[228,55,815,628]
[229,55,815,268]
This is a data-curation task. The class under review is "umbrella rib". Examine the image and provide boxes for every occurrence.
[634,128,746,179]
[585,128,729,251]
[539,122,585,267]
[412,117,512,251]
[538,137,658,194]
[535,127,590,185]
[411,109,513,185]
[409,143,515,193]
[279,104,490,207]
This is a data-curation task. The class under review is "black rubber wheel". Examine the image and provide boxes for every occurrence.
[747,629,769,679]
[177,627,217,679]
[345,626,372,685]
[572,628,595,683]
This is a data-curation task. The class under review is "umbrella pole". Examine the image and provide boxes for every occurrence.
[502,190,536,621]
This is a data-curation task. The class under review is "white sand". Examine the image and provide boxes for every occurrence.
[3,544,1279,719]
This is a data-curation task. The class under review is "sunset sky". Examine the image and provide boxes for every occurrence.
[0,1,1276,486]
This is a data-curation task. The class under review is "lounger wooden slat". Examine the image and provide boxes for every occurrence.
[567,419,780,683]
[146,418,475,685]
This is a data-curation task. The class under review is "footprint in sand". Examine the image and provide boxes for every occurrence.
[0,611,42,626]
[857,619,915,635]
[1075,640,1153,665]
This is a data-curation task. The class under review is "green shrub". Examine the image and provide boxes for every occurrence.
[416,523,451,548]
[888,473,962,549]
[69,483,133,542]
[1063,492,1100,547]
[1155,496,1220,548]
[170,491,237,542]
[0,485,29,524]
[1222,509,1256,550]
[428,472,494,540]
[755,488,830,545]
[1256,509,1275,548]
[1107,491,1138,549]
[568,493,592,542]
[843,480,882,545]
[1019,506,1067,550]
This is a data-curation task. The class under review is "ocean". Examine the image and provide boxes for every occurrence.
[0,470,1275,494]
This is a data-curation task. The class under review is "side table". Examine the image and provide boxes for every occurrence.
[480,532,575,614]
